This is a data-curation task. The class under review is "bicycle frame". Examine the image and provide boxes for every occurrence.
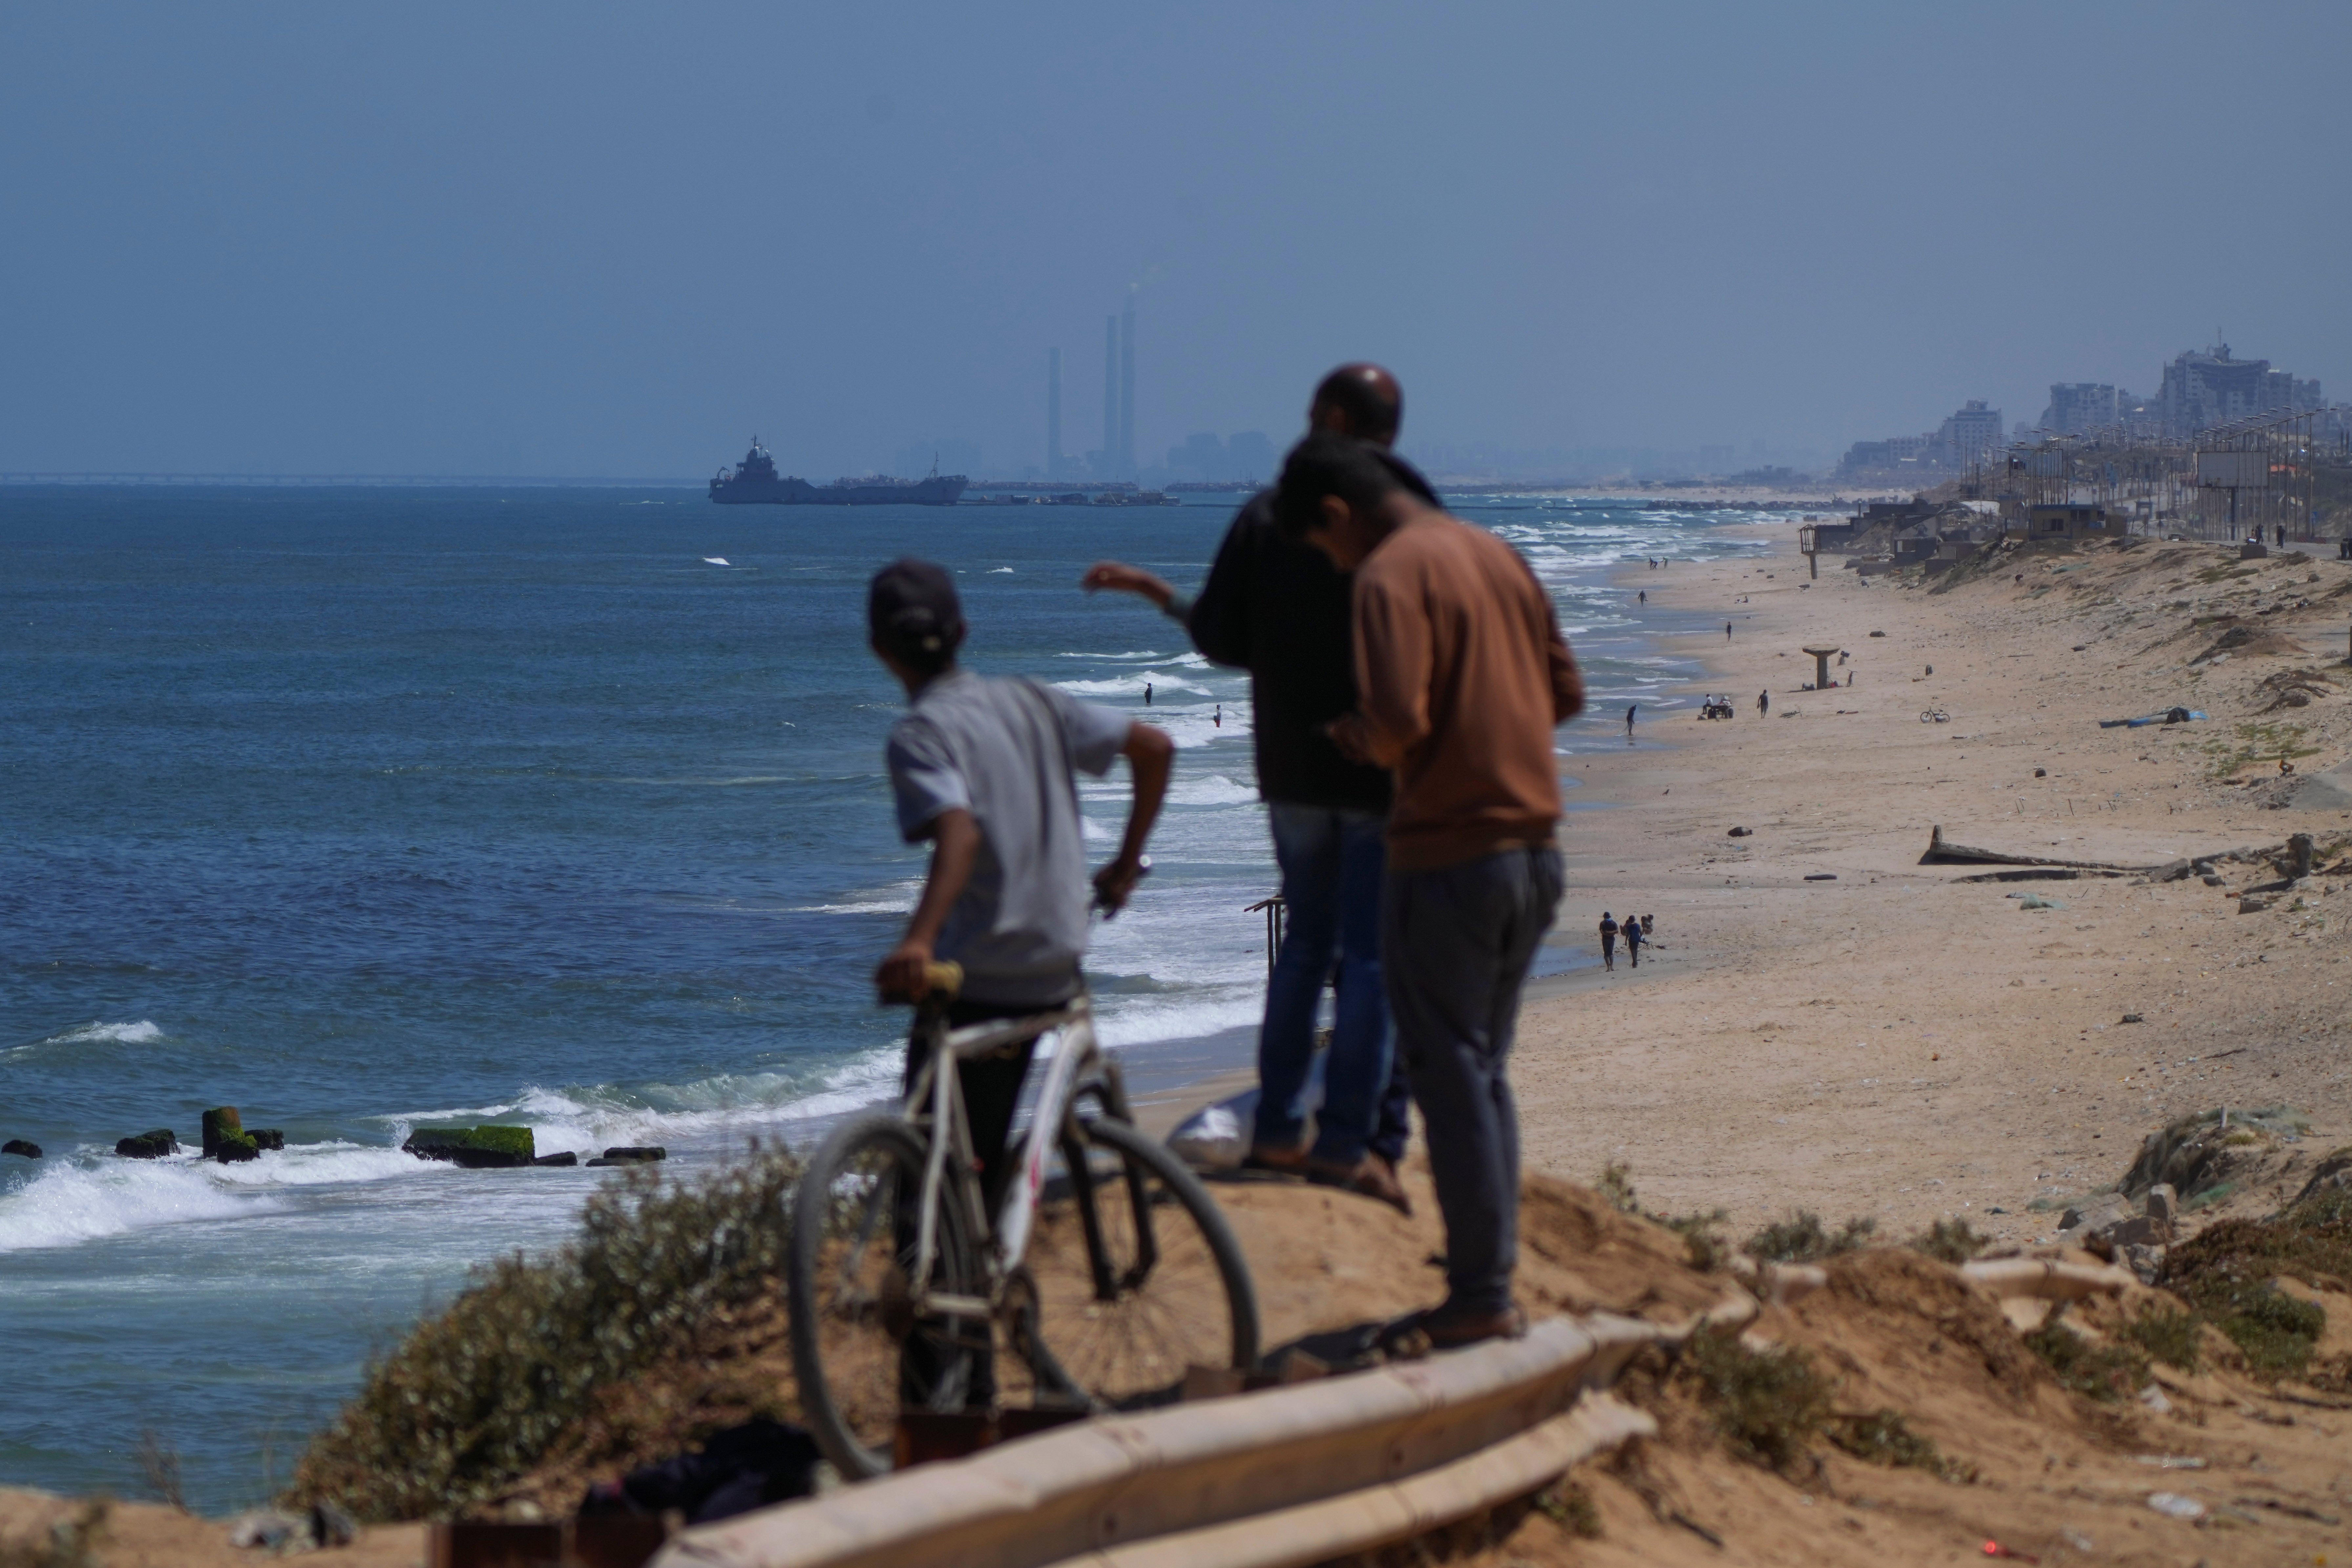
[898,995,1116,1324]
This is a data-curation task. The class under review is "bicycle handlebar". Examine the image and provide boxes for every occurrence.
[878,960,965,1005]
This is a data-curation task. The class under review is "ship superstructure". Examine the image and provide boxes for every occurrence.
[709,440,968,506]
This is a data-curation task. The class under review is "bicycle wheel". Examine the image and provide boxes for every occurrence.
[788,1113,982,1478]
[1017,1113,1259,1409]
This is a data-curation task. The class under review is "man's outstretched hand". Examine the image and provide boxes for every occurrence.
[1081,562,1176,608]
[1091,853,1150,917]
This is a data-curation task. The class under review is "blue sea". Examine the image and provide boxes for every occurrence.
[0,485,1789,1510]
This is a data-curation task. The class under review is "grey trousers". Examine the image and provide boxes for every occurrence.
[1382,844,1564,1315]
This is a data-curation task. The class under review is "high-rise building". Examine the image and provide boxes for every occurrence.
[1936,400,2005,470]
[1118,299,1136,478]
[2039,384,2124,435]
[2157,343,2321,436]
[1047,347,1063,478]
[1102,317,1118,474]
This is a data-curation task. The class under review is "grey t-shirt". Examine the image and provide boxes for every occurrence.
[887,670,1130,1006]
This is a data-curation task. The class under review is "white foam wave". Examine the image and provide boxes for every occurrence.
[1053,675,1213,698]
[0,1155,284,1253]
[1168,774,1258,807]
[42,1020,164,1046]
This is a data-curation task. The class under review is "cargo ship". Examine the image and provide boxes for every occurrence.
[708,439,968,506]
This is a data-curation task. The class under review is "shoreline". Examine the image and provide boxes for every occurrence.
[1511,523,2352,1243]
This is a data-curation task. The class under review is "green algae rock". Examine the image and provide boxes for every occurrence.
[200,1106,244,1159]
[214,1127,260,1163]
[400,1126,473,1160]
[452,1125,534,1169]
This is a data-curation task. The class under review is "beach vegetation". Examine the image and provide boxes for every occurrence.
[1677,1324,1832,1471]
[0,1500,108,1568]
[284,1145,800,1521]
[1828,1409,1972,1483]
[2158,1184,2347,1381]
[1594,1160,1640,1215]
[1742,1210,1876,1264]
[2024,1312,2149,1400]
[2118,1306,2203,1372]
[1535,1479,1603,1538]
[1907,1217,1988,1265]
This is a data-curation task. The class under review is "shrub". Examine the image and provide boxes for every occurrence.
[2025,1315,2149,1400]
[2118,1306,2202,1372]
[1743,1210,1876,1264]
[1908,1218,1987,1265]
[2160,1185,2348,1381]
[1595,1161,1640,1216]
[1678,1325,1833,1470]
[1828,1409,1973,1483]
[285,1145,800,1521]
[1661,1209,1731,1272]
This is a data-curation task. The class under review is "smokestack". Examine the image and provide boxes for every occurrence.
[1047,347,1062,479]
[1102,316,1118,472]
[1119,300,1136,477]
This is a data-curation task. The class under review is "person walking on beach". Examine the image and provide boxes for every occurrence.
[1757,688,1769,717]
[1725,621,1732,640]
[868,557,1172,1401]
[1078,366,1422,1211]
[1625,703,1636,741]
[1640,913,1654,939]
[1599,912,1618,971]
[1622,912,1643,969]
[1289,432,1584,1348]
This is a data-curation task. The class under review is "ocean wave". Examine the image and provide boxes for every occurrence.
[1052,675,1214,698]
[386,1049,912,1156]
[0,1153,286,1254]
[1168,774,1258,807]
[42,1020,165,1047]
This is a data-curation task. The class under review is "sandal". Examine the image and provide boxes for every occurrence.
[1304,1154,1413,1217]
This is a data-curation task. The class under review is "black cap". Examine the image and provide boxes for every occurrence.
[868,557,963,662]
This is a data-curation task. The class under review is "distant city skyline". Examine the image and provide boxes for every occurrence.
[3,6,2346,480]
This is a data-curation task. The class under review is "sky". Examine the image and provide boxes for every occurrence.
[3,2,2347,480]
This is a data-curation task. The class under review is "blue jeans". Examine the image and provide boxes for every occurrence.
[1255,803,1391,1165]
[1384,845,1564,1316]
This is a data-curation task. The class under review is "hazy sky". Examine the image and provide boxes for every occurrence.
[5,3,2346,478]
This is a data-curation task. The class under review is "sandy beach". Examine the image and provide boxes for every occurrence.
[1512,524,2352,1239]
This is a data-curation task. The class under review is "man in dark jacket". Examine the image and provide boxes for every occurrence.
[1081,366,1423,1211]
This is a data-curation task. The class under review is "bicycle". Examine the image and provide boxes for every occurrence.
[787,961,1261,1478]
[1920,707,1950,724]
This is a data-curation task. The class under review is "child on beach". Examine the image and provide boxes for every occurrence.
[869,557,1172,1210]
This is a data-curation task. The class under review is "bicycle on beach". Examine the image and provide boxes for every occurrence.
[786,962,1261,1479]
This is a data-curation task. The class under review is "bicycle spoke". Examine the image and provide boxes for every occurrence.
[1017,1120,1257,1408]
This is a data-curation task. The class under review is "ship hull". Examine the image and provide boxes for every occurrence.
[709,475,969,506]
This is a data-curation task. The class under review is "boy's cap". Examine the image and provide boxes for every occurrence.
[868,557,963,657]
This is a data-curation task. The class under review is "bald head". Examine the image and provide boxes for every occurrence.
[1310,363,1402,447]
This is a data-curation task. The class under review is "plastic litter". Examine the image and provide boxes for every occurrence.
[2146,1492,2206,1519]
[2008,893,2067,910]
[2098,707,2207,729]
